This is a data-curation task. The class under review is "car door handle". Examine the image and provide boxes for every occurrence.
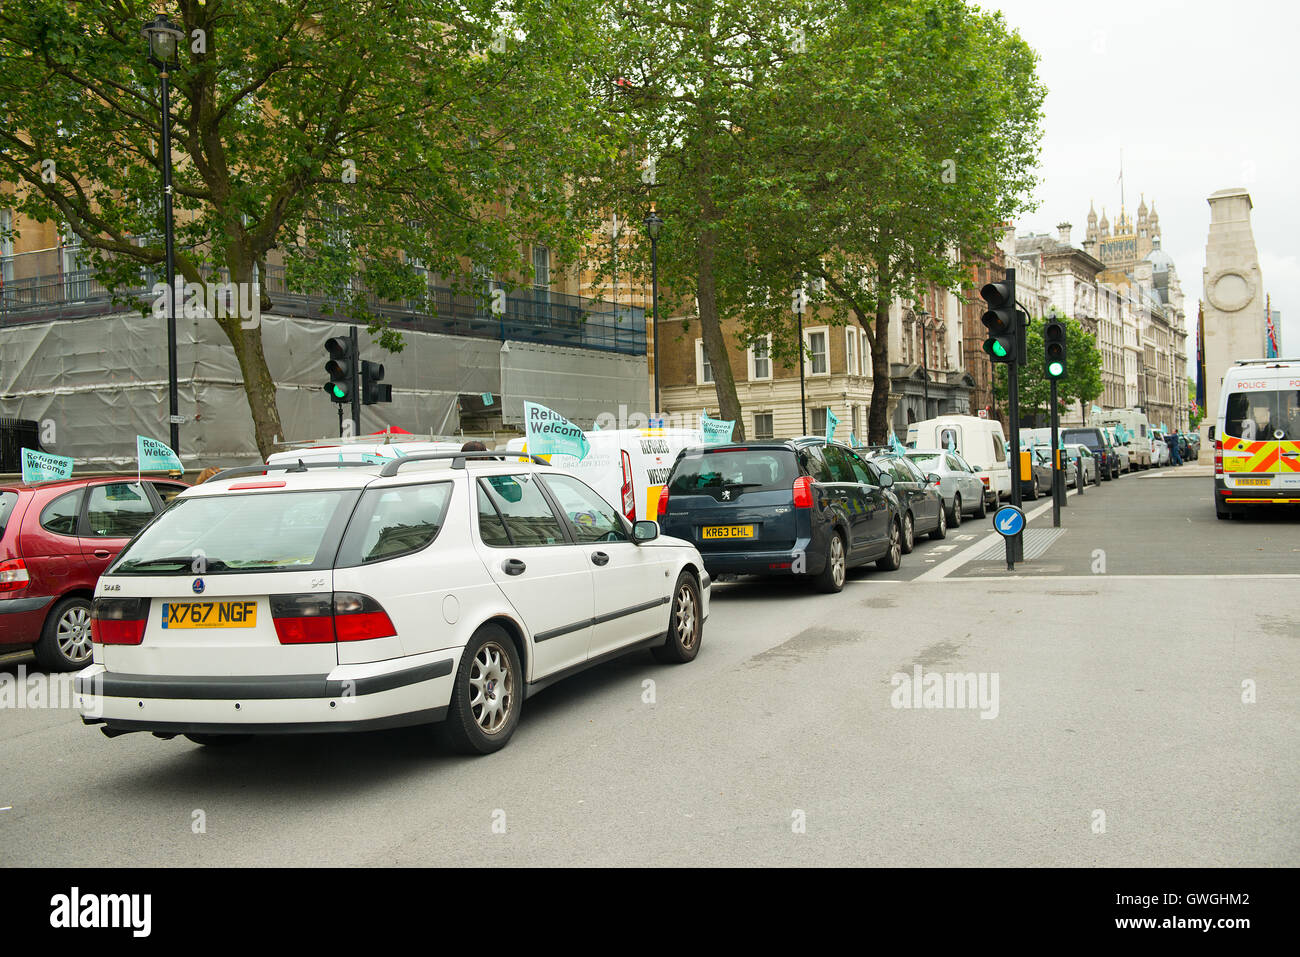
[590,551,609,567]
[93,549,111,559]
[502,558,527,576]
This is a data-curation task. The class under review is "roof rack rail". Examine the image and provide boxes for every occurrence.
[378,450,551,477]
[209,459,374,482]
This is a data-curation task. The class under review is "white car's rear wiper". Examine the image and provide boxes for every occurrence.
[118,556,229,573]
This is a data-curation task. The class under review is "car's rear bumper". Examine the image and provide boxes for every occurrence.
[697,542,818,577]
[75,652,458,735]
[0,595,54,647]
[1214,479,1300,505]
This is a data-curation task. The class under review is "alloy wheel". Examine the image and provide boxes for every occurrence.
[674,582,698,649]
[57,606,93,664]
[829,534,846,588]
[469,641,514,735]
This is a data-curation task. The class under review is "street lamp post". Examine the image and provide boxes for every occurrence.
[644,205,663,421]
[142,14,185,456]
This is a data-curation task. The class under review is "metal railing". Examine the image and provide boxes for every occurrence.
[0,247,646,356]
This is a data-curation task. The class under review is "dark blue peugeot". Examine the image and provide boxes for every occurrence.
[656,439,904,593]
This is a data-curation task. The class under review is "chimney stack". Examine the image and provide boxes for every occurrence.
[1057,222,1073,246]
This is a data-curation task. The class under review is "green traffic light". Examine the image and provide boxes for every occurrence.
[331,385,346,398]
[1048,361,1064,377]
[992,341,1008,357]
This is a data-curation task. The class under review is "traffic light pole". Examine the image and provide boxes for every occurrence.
[349,325,360,436]
[1006,355,1023,565]
[1050,377,1061,527]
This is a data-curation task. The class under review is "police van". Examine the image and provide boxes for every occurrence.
[1212,358,1300,519]
[504,428,704,523]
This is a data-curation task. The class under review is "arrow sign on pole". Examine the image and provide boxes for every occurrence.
[993,504,1025,537]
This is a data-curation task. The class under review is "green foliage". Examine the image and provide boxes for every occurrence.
[993,315,1102,420]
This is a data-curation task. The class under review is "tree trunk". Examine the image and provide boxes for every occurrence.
[866,278,892,444]
[695,225,745,439]
[221,258,285,462]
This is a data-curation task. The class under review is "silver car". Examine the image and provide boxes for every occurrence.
[1062,443,1100,487]
[903,449,987,527]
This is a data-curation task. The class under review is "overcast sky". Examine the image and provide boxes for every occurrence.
[990,0,1298,357]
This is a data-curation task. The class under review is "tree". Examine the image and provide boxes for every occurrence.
[992,315,1101,423]
[0,0,619,458]
[596,0,818,438]
[727,0,1045,443]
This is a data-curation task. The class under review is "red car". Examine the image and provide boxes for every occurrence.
[0,477,186,671]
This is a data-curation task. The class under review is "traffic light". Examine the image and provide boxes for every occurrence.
[324,336,355,403]
[1044,320,1068,379]
[980,274,1018,365]
[361,360,392,405]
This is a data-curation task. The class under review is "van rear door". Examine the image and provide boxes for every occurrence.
[1222,382,1300,492]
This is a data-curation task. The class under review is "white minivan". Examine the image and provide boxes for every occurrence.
[1091,409,1152,469]
[1212,357,1300,519]
[505,428,703,523]
[906,415,1010,505]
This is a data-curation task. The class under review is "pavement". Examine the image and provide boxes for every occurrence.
[0,470,1295,867]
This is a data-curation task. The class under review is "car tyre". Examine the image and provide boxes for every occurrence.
[653,572,703,663]
[930,505,948,540]
[813,531,847,593]
[974,492,987,518]
[901,512,915,554]
[876,519,903,571]
[33,596,94,673]
[948,494,962,527]
[444,624,522,755]
[185,733,253,746]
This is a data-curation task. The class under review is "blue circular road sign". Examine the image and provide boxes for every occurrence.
[993,505,1025,537]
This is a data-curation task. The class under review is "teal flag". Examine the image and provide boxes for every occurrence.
[524,401,590,461]
[946,434,956,453]
[889,431,906,454]
[1092,405,1102,415]
[700,412,735,444]
[21,447,73,483]
[136,435,182,472]
[481,392,494,406]
[825,409,839,443]
[361,452,388,465]
[850,432,859,448]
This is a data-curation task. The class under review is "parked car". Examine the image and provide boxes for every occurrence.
[1150,434,1170,466]
[0,477,187,671]
[1061,427,1119,481]
[865,451,946,549]
[78,454,706,753]
[658,438,904,593]
[1062,443,1100,486]
[901,449,987,527]
[905,415,1011,504]
[1106,431,1132,473]
[1020,446,1056,499]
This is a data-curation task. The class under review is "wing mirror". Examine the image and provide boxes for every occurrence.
[632,520,659,543]
[927,472,941,486]
[1207,426,1216,441]
[879,472,894,488]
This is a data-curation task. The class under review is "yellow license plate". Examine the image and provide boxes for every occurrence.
[702,525,755,539]
[1234,477,1271,486]
[161,601,258,629]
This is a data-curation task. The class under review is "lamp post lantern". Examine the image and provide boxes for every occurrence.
[142,13,185,455]
[644,205,663,421]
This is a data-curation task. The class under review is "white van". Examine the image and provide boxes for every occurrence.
[1212,358,1300,519]
[504,428,704,522]
[1091,408,1152,469]
[906,415,1010,504]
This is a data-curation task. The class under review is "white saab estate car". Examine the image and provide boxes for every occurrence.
[75,452,709,754]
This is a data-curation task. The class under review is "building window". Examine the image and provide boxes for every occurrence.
[851,404,861,441]
[696,339,714,385]
[811,407,828,435]
[749,335,771,380]
[805,327,828,376]
[860,329,871,377]
[0,209,13,288]
[753,412,774,439]
[845,328,858,375]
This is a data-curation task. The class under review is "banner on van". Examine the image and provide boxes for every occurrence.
[136,435,183,472]
[21,447,73,484]
[699,412,735,444]
[524,402,590,461]
[825,410,839,444]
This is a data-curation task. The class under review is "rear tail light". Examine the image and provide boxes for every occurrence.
[1214,439,1223,476]
[620,450,636,521]
[979,476,990,488]
[0,558,30,593]
[270,593,335,644]
[658,486,670,516]
[91,597,149,645]
[332,592,397,642]
[793,475,814,509]
[270,592,396,644]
